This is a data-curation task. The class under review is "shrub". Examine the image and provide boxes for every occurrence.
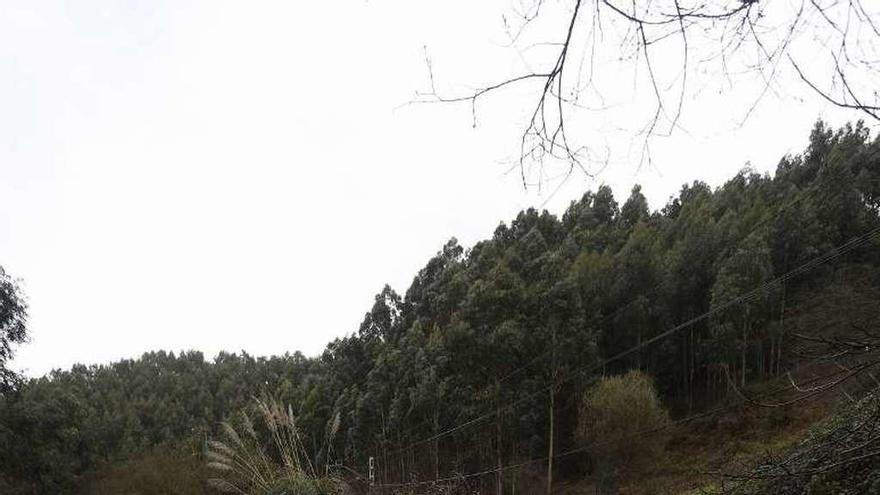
[85,444,209,494]
[576,370,670,472]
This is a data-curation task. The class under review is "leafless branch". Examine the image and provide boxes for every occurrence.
[414,0,880,188]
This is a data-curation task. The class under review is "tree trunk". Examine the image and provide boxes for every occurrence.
[682,333,688,408]
[741,309,749,388]
[637,326,642,371]
[547,327,557,495]
[397,429,405,485]
[433,412,440,481]
[778,280,786,376]
[547,385,554,495]
[496,392,503,495]
[777,331,784,376]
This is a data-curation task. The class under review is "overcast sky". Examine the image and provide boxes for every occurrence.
[2,1,863,376]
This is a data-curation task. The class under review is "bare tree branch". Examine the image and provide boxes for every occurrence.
[414,0,880,189]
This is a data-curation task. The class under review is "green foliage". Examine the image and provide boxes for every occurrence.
[733,392,880,495]
[0,351,323,493]
[0,267,28,391]
[576,370,670,469]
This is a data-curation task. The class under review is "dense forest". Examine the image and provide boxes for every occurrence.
[2,121,880,494]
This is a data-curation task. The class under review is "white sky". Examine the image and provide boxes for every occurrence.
[1,1,863,376]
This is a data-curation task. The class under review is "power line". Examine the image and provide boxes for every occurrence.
[374,362,876,489]
[383,225,880,458]
[392,178,832,442]
[388,180,829,445]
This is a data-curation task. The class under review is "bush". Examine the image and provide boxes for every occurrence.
[576,370,670,473]
[85,444,209,494]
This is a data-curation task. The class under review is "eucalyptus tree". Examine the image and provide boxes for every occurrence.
[0,267,27,392]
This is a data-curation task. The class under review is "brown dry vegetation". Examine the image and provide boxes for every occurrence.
[557,374,837,495]
[83,445,210,495]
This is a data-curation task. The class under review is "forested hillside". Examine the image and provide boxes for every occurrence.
[2,121,880,494]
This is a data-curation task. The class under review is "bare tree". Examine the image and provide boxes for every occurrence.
[412,0,880,187]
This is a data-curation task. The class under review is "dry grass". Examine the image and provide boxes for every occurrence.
[85,444,210,495]
[206,396,343,495]
[559,378,834,495]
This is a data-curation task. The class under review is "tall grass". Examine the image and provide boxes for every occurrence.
[206,396,342,495]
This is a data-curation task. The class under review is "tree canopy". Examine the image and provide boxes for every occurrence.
[0,267,27,392]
